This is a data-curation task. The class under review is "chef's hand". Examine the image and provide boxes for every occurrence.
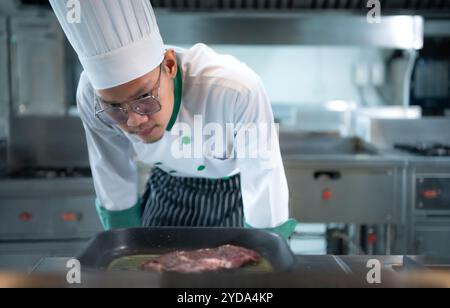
[245,219,298,240]
[95,200,142,230]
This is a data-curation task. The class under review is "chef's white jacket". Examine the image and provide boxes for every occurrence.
[77,43,290,229]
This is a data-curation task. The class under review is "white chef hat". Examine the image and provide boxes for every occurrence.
[49,0,165,90]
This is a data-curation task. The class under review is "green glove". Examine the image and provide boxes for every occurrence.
[95,199,142,230]
[245,219,298,240]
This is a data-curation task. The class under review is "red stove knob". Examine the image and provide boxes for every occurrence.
[62,212,80,222]
[423,190,439,199]
[322,189,332,201]
[368,233,377,245]
[19,212,32,222]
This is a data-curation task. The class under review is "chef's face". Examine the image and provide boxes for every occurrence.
[97,50,177,144]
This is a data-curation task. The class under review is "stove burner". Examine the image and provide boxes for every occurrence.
[10,167,92,179]
[394,143,450,157]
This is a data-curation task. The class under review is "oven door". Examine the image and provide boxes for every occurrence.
[0,178,102,241]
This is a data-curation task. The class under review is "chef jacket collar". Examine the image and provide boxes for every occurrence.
[166,64,183,132]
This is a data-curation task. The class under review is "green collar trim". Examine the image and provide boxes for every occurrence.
[166,65,183,132]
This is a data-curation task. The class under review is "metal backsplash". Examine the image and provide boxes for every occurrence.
[7,117,90,172]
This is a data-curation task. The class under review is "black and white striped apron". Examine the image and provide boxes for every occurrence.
[141,168,244,227]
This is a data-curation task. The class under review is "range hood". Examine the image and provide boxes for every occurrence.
[3,0,425,48]
[150,1,426,48]
[151,0,449,13]
[11,0,450,15]
[157,12,424,48]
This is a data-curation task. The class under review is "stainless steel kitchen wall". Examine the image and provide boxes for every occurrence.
[153,12,423,110]
[208,45,387,106]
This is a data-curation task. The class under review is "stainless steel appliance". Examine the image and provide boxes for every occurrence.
[392,143,450,257]
[156,13,424,49]
[349,118,450,256]
[15,0,450,14]
[281,132,404,226]
[410,165,450,257]
[282,121,450,257]
[280,131,406,255]
[0,170,100,241]
[9,0,425,49]
[0,169,103,272]
[0,117,102,272]
[10,13,67,116]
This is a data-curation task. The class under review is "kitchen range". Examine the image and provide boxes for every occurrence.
[280,117,450,257]
[369,119,450,257]
[0,118,102,272]
[397,144,450,257]
[0,171,101,271]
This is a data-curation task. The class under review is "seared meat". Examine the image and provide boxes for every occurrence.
[142,245,261,273]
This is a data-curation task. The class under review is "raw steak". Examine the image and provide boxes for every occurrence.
[142,245,261,273]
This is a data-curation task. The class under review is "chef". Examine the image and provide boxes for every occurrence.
[49,0,296,238]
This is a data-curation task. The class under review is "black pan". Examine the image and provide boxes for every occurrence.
[77,227,296,272]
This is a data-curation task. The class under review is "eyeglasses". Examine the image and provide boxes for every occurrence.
[94,64,163,126]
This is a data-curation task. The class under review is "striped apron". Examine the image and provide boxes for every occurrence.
[141,168,244,227]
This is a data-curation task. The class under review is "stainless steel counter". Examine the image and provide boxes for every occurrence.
[20,255,450,288]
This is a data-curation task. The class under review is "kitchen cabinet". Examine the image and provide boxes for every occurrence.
[409,168,450,257]
[413,221,450,257]
[0,177,102,272]
[10,14,67,116]
[0,178,103,241]
[285,161,402,224]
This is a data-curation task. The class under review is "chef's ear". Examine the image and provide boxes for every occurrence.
[163,49,177,79]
